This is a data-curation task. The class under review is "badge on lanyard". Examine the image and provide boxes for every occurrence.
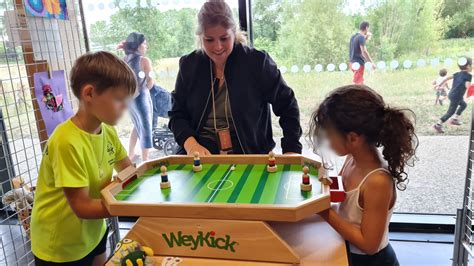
[217,128,233,154]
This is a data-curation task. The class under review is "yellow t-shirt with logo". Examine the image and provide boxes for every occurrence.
[31,119,127,262]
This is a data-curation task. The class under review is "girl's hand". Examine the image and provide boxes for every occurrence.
[184,137,211,156]
[319,208,330,221]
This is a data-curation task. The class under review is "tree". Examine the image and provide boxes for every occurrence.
[252,0,286,55]
[88,7,197,61]
[89,21,115,51]
[365,0,443,60]
[253,0,284,42]
[275,0,352,65]
[440,0,474,38]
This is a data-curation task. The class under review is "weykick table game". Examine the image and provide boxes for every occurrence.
[102,154,346,265]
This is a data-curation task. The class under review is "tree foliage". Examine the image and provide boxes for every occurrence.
[365,0,443,60]
[89,6,197,61]
[274,0,352,65]
[440,0,474,38]
[88,0,472,64]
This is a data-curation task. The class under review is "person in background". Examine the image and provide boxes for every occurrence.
[169,0,302,155]
[349,21,375,85]
[119,32,155,161]
[434,57,472,133]
[310,85,417,266]
[31,51,135,266]
[432,68,450,105]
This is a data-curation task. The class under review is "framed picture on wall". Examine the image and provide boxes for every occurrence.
[34,70,73,136]
[24,0,69,20]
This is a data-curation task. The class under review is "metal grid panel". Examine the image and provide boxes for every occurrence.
[453,105,474,266]
[0,1,119,265]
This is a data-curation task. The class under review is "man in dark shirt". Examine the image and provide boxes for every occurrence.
[349,21,375,84]
[434,57,472,133]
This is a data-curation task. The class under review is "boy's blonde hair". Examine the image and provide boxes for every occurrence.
[70,51,137,99]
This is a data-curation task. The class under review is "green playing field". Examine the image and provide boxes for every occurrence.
[115,163,322,205]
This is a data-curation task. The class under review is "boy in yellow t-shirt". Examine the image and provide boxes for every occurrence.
[31,51,137,265]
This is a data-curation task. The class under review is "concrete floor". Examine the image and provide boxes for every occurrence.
[391,240,453,266]
[0,222,460,266]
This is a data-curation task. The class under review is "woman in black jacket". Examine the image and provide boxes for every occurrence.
[169,0,302,155]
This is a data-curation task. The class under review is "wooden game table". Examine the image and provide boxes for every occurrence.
[102,155,347,265]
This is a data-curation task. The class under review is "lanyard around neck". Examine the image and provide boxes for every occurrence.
[209,60,230,131]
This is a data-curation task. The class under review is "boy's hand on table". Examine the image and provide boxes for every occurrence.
[115,156,133,173]
[64,187,111,219]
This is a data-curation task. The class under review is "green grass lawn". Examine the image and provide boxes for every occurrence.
[152,54,474,137]
[1,39,472,139]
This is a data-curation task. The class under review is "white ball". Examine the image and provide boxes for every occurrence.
[327,64,335,72]
[430,58,440,67]
[364,62,373,70]
[351,62,360,71]
[416,59,426,67]
[390,60,399,69]
[444,58,453,66]
[403,60,412,69]
[458,57,468,66]
[303,65,311,73]
[315,64,324,72]
[376,61,386,70]
[339,63,348,71]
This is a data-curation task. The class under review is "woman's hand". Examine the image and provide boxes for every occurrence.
[184,137,211,156]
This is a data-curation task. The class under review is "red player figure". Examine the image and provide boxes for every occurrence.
[267,151,277,173]
[301,166,312,191]
[269,157,276,167]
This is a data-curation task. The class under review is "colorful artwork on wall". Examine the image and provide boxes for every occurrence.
[24,0,69,20]
[34,70,73,136]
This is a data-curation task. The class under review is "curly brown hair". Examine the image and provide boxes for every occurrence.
[308,85,418,190]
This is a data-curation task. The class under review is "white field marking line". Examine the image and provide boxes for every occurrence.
[285,174,292,200]
[284,174,301,200]
[206,164,236,203]
[207,180,234,191]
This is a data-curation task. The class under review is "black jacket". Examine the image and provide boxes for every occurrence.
[169,44,302,154]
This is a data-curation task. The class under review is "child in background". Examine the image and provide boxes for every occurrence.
[432,68,449,105]
[434,57,472,133]
[310,85,417,266]
[30,51,136,265]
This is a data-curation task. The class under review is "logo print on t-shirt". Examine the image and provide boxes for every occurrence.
[107,141,115,156]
